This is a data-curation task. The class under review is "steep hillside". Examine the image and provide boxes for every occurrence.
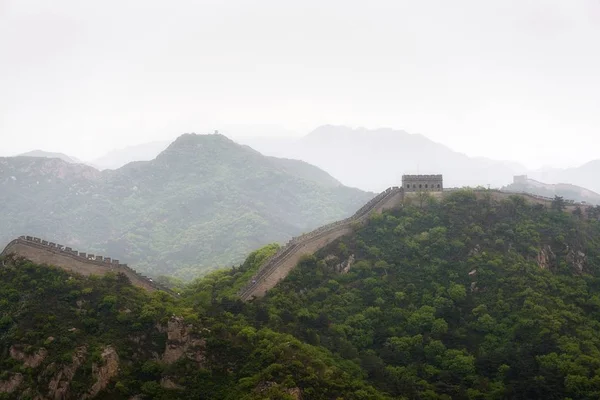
[200,190,600,399]
[236,125,526,192]
[0,254,388,400]
[503,176,600,205]
[89,140,172,170]
[5,191,600,399]
[0,134,372,279]
[264,156,343,188]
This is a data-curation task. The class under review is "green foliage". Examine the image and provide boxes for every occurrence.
[236,191,600,399]
[6,190,600,399]
[0,135,372,280]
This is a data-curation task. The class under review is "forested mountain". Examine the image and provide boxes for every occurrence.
[4,191,600,399]
[0,134,371,280]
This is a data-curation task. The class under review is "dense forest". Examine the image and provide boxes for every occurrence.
[4,190,600,399]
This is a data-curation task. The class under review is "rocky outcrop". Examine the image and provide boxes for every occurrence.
[47,346,87,400]
[255,382,302,399]
[335,254,355,274]
[159,317,206,365]
[83,346,119,399]
[160,377,184,390]
[567,246,587,274]
[537,245,556,270]
[286,387,302,399]
[0,373,23,394]
[10,345,47,368]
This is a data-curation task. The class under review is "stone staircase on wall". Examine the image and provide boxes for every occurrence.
[238,186,405,300]
[0,236,173,294]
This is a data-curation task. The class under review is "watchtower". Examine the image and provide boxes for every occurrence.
[513,175,528,184]
[402,174,443,192]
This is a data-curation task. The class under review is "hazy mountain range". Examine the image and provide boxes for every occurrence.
[1,134,370,279]
[21,125,598,194]
[16,150,83,165]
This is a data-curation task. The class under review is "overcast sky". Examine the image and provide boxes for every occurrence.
[1,0,599,168]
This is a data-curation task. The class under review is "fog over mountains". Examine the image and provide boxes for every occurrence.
[1,133,370,279]
[42,125,600,194]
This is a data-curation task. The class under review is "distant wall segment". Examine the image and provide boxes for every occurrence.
[0,237,173,294]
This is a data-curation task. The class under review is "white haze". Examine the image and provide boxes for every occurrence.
[1,0,600,169]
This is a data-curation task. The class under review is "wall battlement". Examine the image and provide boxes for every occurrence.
[402,174,443,192]
[1,236,174,294]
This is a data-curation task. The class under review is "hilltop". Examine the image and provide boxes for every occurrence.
[15,150,82,164]
[4,191,600,398]
[0,133,371,279]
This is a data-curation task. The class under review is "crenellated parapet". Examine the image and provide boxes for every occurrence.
[402,174,443,192]
[2,236,174,294]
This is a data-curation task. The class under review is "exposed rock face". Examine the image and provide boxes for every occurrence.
[255,382,302,399]
[567,247,587,274]
[160,377,184,390]
[335,254,355,274]
[159,316,206,365]
[0,373,23,394]
[10,345,47,368]
[286,387,302,399]
[47,346,87,400]
[468,244,481,257]
[83,346,119,399]
[537,245,556,270]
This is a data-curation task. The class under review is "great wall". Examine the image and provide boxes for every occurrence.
[0,236,172,293]
[238,186,405,300]
[1,174,593,300]
[238,183,594,301]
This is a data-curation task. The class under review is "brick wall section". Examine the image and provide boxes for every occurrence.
[0,237,173,294]
[469,189,592,212]
[239,187,403,300]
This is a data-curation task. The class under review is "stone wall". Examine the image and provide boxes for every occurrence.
[239,184,593,301]
[482,189,592,212]
[239,187,403,300]
[0,237,173,294]
[402,174,443,192]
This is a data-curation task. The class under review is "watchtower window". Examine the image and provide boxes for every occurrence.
[406,184,410,188]
[419,184,422,188]
[425,184,428,188]
[437,184,440,188]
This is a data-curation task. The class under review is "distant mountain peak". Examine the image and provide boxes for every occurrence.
[156,132,255,163]
[16,150,81,164]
